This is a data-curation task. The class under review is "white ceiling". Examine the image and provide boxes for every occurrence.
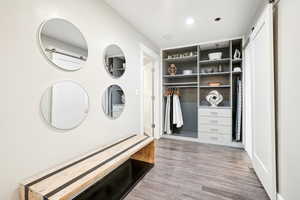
[104,0,265,48]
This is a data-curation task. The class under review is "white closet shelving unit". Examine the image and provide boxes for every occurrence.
[161,37,244,147]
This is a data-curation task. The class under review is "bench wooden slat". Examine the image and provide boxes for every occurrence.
[20,134,155,200]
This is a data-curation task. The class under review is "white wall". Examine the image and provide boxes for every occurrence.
[275,0,300,199]
[0,0,158,199]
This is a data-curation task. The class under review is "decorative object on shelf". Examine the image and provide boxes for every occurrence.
[233,49,241,59]
[208,52,222,60]
[206,90,224,107]
[183,52,189,57]
[208,82,221,87]
[168,64,177,75]
[166,51,196,60]
[213,65,219,73]
[233,67,242,72]
[206,67,214,73]
[183,70,193,75]
[218,64,223,72]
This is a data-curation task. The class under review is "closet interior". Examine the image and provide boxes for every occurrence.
[162,38,243,147]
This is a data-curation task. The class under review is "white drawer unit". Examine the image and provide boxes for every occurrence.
[198,108,233,144]
[199,133,232,145]
[198,108,232,118]
[198,117,231,127]
[198,125,231,135]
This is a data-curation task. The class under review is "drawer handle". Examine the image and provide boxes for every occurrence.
[210,128,219,132]
[210,137,218,141]
[210,112,218,115]
[210,120,218,124]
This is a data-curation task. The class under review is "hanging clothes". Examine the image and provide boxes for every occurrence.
[173,94,183,128]
[235,78,242,141]
[164,89,184,135]
[164,95,172,134]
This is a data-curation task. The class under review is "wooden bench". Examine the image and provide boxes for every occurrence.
[20,134,155,200]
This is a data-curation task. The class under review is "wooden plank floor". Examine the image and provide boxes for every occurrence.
[125,138,270,200]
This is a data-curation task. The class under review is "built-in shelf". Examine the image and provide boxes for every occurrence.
[163,73,198,78]
[199,72,230,76]
[232,71,242,75]
[199,85,231,88]
[162,38,243,147]
[165,85,198,88]
[232,59,243,64]
[199,58,230,65]
[164,55,197,62]
[198,106,232,109]
[164,82,198,86]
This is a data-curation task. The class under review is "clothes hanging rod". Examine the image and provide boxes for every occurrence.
[45,48,87,61]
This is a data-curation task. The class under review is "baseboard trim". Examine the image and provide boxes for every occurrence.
[277,194,285,200]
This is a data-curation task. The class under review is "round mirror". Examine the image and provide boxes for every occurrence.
[39,18,88,71]
[40,81,89,130]
[102,85,125,119]
[104,45,126,78]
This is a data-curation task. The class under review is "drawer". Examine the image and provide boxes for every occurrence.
[198,117,231,126]
[199,133,232,144]
[198,108,232,118]
[199,125,231,135]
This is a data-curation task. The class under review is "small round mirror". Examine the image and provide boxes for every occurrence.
[39,18,88,71]
[102,85,125,119]
[40,81,89,130]
[104,45,126,78]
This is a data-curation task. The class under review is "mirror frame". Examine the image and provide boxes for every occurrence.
[103,44,127,79]
[40,80,90,130]
[101,84,126,120]
[38,18,88,71]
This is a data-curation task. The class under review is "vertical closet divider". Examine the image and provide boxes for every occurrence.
[197,45,201,139]
[230,40,234,141]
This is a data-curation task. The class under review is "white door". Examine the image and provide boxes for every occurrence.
[143,59,154,136]
[250,4,277,200]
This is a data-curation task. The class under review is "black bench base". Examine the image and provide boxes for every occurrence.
[74,159,154,200]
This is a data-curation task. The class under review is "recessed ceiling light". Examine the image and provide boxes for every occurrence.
[214,17,222,22]
[186,17,195,25]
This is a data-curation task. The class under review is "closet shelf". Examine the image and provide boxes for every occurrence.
[198,106,232,109]
[199,58,230,64]
[163,73,198,78]
[199,85,230,88]
[164,82,198,86]
[232,71,242,75]
[164,55,198,62]
[232,59,243,64]
[199,72,230,76]
[165,85,198,88]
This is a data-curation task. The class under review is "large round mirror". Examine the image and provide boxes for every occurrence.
[104,45,126,78]
[102,85,125,119]
[40,81,89,130]
[39,18,88,71]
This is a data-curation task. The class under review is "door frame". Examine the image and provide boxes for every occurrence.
[140,44,161,139]
[249,4,277,200]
